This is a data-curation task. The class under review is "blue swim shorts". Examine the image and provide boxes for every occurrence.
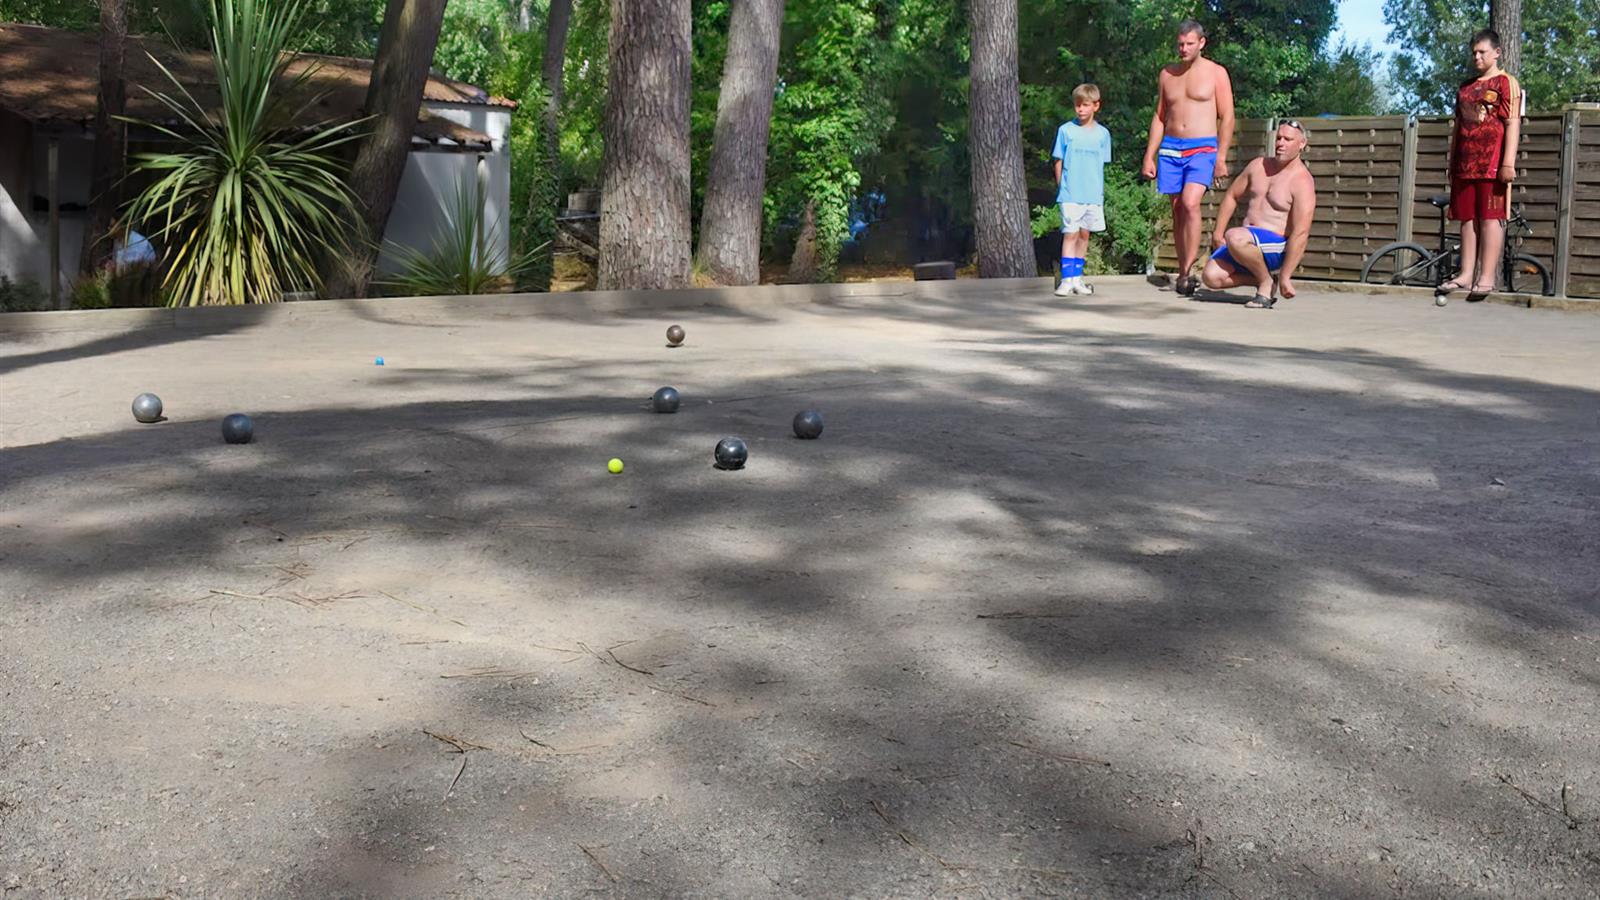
[1156,136,1218,195]
[1210,227,1287,273]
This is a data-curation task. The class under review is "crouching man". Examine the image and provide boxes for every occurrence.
[1200,120,1316,309]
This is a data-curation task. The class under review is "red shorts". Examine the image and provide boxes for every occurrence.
[1450,178,1509,222]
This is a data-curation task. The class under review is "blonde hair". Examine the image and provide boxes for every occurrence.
[1072,83,1101,105]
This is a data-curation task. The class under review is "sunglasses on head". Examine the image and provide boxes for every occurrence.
[1281,119,1307,135]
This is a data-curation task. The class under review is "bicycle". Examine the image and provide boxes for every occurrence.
[1360,195,1553,296]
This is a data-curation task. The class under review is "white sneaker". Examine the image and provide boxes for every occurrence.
[1053,280,1074,298]
[1070,280,1095,295]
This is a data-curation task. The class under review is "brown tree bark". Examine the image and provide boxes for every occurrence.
[786,200,818,283]
[323,0,448,299]
[1490,0,1522,77]
[598,0,692,291]
[80,0,127,275]
[966,0,1033,278]
[696,0,786,286]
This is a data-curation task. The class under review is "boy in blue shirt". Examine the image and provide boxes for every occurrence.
[1051,84,1112,296]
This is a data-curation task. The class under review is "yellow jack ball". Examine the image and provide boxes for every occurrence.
[607,458,624,474]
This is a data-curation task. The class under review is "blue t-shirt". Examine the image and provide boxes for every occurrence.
[1052,121,1112,205]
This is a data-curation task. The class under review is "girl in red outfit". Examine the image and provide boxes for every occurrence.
[1440,29,1522,296]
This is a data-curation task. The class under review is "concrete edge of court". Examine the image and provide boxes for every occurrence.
[2,275,1596,336]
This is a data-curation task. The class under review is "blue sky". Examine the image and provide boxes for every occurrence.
[1330,0,1391,48]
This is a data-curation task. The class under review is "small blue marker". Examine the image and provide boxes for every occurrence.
[375,356,385,366]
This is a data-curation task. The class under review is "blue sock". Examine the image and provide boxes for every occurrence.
[1060,256,1072,278]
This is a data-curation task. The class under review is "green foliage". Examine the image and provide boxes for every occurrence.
[121,0,364,305]
[1030,168,1168,274]
[766,0,897,280]
[380,172,543,296]
[0,275,49,312]
[559,0,610,193]
[1385,0,1600,112]
[70,262,166,309]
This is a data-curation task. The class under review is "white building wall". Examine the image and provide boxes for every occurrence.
[0,122,92,298]
[376,102,513,278]
[0,101,513,297]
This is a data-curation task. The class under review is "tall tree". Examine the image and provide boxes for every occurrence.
[323,0,449,299]
[1386,0,1599,111]
[79,0,127,275]
[1490,0,1521,75]
[966,0,1031,277]
[597,0,691,290]
[696,0,785,285]
[521,0,572,290]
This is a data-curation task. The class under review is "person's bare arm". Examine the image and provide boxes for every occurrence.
[1277,172,1318,298]
[1053,158,1062,190]
[1499,76,1522,183]
[1210,161,1252,248]
[1142,73,1168,180]
[1212,64,1235,182]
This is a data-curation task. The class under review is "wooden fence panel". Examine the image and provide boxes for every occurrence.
[1566,110,1600,297]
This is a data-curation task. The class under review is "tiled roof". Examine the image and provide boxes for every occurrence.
[0,22,510,147]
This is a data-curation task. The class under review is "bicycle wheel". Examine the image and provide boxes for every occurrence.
[1505,254,1553,296]
[1361,242,1439,288]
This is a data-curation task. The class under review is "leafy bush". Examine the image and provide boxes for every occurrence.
[70,262,166,309]
[379,173,541,297]
[122,0,363,305]
[1030,169,1169,275]
[0,275,49,312]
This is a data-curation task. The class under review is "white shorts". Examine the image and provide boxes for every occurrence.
[1059,202,1106,234]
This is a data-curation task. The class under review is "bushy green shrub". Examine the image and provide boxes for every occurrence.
[1031,169,1169,275]
[0,275,49,312]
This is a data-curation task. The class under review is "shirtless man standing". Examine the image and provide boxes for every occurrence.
[1199,121,1317,309]
[1141,20,1234,297]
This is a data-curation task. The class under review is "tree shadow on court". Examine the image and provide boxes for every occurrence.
[2,325,1597,897]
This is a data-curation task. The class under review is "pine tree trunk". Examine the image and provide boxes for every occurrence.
[966,0,1033,278]
[511,0,572,291]
[1490,0,1521,77]
[80,0,127,276]
[598,0,692,291]
[696,0,785,286]
[323,0,448,299]
[787,200,818,283]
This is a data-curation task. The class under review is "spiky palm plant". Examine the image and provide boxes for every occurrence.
[122,0,363,305]
[381,172,543,297]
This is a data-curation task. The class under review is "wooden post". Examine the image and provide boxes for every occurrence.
[1553,108,1579,298]
[47,136,60,309]
[1397,115,1418,244]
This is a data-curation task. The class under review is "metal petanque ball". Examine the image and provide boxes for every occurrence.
[652,386,681,413]
[666,324,685,347]
[131,392,163,424]
[713,436,748,470]
[792,409,824,439]
[1434,294,1449,307]
[220,413,254,444]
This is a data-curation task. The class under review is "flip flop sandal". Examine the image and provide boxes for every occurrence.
[1245,294,1277,309]
[1435,279,1468,295]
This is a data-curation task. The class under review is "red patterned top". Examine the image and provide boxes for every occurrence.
[1452,73,1515,180]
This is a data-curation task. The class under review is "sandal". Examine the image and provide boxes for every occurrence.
[1176,275,1198,297]
[1435,279,1469,295]
[1244,294,1277,309]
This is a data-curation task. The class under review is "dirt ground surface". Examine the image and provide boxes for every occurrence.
[2,277,1598,899]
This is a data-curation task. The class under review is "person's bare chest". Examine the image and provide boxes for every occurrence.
[1164,64,1216,105]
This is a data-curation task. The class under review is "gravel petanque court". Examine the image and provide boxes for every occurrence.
[2,278,1597,898]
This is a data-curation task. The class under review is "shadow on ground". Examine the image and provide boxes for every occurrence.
[1,316,1596,898]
